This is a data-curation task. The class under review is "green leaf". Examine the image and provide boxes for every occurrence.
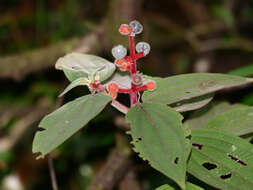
[155,184,172,190]
[171,93,214,113]
[32,94,111,159]
[59,77,88,97]
[155,183,204,190]
[228,64,253,77]
[205,107,253,136]
[142,73,253,105]
[126,103,191,190]
[55,53,116,82]
[185,101,247,130]
[188,129,253,190]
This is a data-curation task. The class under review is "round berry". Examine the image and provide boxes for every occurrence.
[107,82,119,93]
[129,20,143,35]
[119,24,131,35]
[120,63,128,71]
[136,42,151,56]
[146,81,156,91]
[132,74,142,85]
[115,58,125,66]
[112,45,127,59]
[109,91,117,99]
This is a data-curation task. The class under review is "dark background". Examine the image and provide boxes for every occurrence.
[1,0,253,189]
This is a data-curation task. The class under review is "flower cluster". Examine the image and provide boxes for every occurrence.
[106,20,156,104]
[107,21,156,102]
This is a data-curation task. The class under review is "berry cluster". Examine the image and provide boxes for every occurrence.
[106,20,156,105]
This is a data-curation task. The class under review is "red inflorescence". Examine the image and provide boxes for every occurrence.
[109,21,156,102]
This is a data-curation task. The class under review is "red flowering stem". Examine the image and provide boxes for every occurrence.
[129,36,136,74]
[128,35,138,106]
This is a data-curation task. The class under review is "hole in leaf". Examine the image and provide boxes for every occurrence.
[185,91,191,94]
[192,143,203,150]
[174,157,179,164]
[37,128,45,132]
[186,135,192,140]
[220,173,232,180]
[202,162,217,170]
[136,137,142,143]
[227,153,247,166]
[249,138,253,145]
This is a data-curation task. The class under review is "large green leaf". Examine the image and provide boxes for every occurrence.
[155,183,204,190]
[185,101,247,130]
[142,73,253,105]
[188,129,253,190]
[126,103,191,190]
[32,94,111,159]
[205,107,253,136]
[55,53,116,82]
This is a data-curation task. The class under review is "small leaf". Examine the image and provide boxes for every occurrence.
[126,103,191,190]
[32,94,111,159]
[155,183,204,190]
[185,101,247,130]
[188,129,253,190]
[55,53,116,82]
[142,73,253,105]
[59,77,88,97]
[205,106,253,136]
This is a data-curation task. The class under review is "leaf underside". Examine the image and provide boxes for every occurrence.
[142,73,253,105]
[188,129,253,190]
[55,53,116,82]
[126,102,191,190]
[32,94,111,159]
[171,93,214,113]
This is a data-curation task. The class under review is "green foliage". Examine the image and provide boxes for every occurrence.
[55,53,116,82]
[185,101,247,130]
[155,182,204,190]
[142,73,252,105]
[188,130,253,190]
[126,102,191,189]
[228,64,253,77]
[205,106,253,136]
[172,93,214,113]
[32,94,111,159]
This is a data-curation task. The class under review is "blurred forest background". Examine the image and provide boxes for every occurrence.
[1,0,253,190]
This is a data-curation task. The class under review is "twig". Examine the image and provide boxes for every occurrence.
[114,116,131,131]
[119,167,142,190]
[87,133,132,190]
[0,26,103,80]
[0,98,51,151]
[48,155,59,190]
